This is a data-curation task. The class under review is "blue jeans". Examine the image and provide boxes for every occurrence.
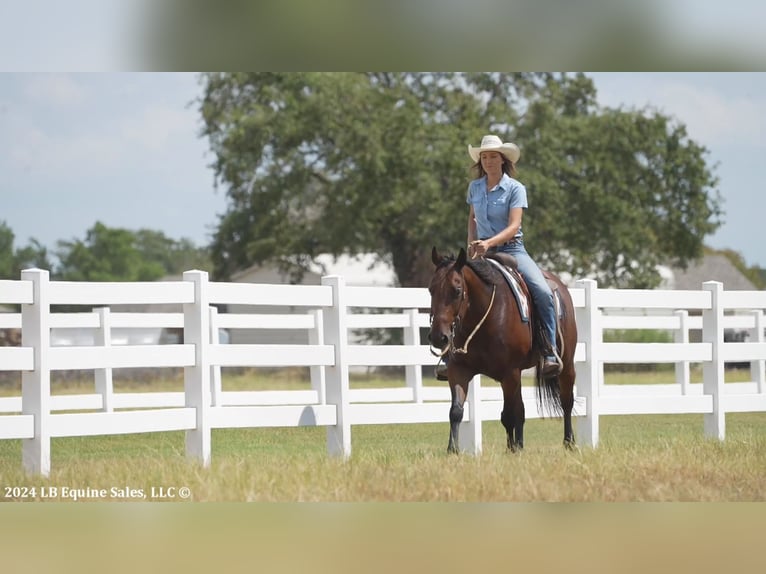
[497,241,558,358]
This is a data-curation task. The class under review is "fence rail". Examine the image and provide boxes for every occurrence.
[1,269,765,476]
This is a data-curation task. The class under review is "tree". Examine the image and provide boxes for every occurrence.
[0,222,14,279]
[0,221,53,279]
[55,222,211,282]
[199,72,721,288]
[133,229,212,276]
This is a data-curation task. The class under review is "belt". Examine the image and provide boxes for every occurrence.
[483,238,520,250]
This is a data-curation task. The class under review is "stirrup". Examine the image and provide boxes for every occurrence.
[434,363,448,381]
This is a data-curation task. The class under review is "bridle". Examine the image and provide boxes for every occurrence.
[430,265,497,358]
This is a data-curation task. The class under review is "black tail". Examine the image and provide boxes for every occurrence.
[535,366,563,418]
[533,315,563,418]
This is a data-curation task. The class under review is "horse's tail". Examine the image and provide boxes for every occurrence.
[533,315,564,418]
[535,365,564,418]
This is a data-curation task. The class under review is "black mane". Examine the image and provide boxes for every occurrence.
[437,254,499,286]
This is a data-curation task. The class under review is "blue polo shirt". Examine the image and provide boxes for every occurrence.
[466,173,527,240]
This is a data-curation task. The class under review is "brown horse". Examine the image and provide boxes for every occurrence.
[428,247,577,452]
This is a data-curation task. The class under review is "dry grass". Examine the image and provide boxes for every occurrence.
[1,412,764,502]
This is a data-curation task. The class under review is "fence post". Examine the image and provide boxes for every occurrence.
[308,308,327,404]
[702,281,725,440]
[21,269,51,476]
[403,308,423,403]
[674,310,691,395]
[575,279,601,448]
[321,275,351,458]
[208,306,222,407]
[94,307,114,412]
[459,374,482,454]
[183,270,212,466]
[750,310,765,394]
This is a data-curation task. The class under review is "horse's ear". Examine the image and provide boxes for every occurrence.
[431,246,441,266]
[455,247,467,271]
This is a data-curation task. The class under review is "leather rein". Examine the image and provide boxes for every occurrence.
[430,266,497,358]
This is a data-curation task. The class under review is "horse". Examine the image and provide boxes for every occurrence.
[428,246,578,453]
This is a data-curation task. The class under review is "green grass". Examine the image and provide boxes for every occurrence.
[1,368,764,502]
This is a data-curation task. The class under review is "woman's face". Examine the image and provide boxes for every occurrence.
[480,151,503,174]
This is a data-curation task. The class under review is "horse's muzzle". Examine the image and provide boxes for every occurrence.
[428,329,449,351]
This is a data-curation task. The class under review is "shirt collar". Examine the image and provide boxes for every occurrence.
[487,173,512,191]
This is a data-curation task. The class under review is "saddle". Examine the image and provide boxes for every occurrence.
[484,253,529,322]
[485,252,563,323]
[486,251,518,270]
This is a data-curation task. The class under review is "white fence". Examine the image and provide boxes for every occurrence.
[1,269,765,476]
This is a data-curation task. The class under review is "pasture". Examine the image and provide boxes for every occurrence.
[2,369,764,502]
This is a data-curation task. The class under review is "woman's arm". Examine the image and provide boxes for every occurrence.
[472,207,523,257]
[467,205,478,257]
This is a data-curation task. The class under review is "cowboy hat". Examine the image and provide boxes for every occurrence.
[468,134,520,164]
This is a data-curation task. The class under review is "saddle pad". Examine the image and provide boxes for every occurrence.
[485,258,530,323]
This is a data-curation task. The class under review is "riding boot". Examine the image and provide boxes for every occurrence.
[542,354,562,377]
[435,362,448,381]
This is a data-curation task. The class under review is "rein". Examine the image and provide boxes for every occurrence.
[431,267,497,357]
[452,284,496,355]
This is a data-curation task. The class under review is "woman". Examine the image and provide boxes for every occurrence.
[436,134,561,379]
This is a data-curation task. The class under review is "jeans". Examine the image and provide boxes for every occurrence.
[496,241,558,358]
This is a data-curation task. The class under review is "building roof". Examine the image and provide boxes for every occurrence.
[230,252,758,291]
[668,254,756,290]
[232,253,397,287]
[309,254,396,287]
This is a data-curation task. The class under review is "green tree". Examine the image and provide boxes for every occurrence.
[0,221,53,279]
[55,222,211,282]
[199,72,722,288]
[0,222,14,279]
[56,222,164,281]
[133,229,212,276]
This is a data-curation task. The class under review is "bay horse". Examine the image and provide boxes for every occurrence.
[428,247,577,452]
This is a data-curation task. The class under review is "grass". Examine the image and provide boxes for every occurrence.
[1,413,764,502]
[1,368,764,502]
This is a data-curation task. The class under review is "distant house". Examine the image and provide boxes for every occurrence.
[227,254,397,345]
[665,254,757,291]
[231,253,396,288]
[665,254,759,350]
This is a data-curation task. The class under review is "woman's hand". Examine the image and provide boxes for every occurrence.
[469,239,489,258]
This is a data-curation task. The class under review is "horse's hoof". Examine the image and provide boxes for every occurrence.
[563,439,579,452]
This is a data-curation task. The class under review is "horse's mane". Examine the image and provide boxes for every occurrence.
[436,254,499,286]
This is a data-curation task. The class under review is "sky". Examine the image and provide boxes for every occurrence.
[2,1,766,269]
[1,73,223,250]
[2,72,766,269]
[589,72,766,267]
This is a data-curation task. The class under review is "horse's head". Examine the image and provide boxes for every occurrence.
[428,246,468,351]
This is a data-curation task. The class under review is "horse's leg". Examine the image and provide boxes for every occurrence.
[447,377,470,454]
[501,369,525,451]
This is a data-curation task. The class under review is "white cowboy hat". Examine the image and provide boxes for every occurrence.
[468,134,520,164]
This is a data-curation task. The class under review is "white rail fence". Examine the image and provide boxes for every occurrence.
[1,269,765,476]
